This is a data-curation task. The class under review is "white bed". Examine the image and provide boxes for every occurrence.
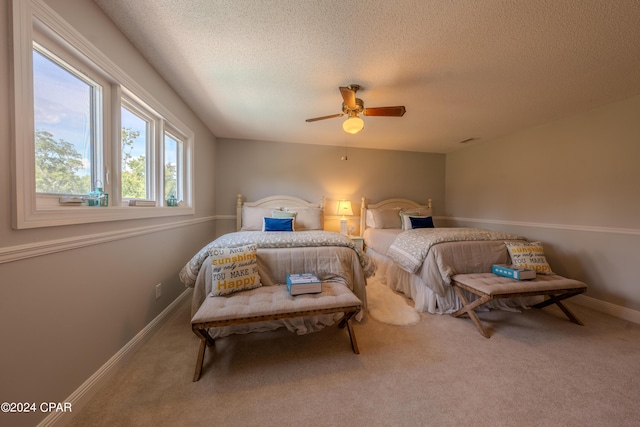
[180,194,373,338]
[360,197,537,314]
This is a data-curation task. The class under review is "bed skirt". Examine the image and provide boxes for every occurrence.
[366,248,540,314]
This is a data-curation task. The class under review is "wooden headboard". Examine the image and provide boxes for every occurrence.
[359,197,433,235]
[236,194,324,231]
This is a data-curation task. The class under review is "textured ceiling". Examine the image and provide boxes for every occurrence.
[94,0,640,153]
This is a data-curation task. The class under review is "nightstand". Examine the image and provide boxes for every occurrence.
[348,236,364,251]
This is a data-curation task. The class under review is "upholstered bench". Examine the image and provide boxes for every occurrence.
[450,273,587,338]
[191,281,362,381]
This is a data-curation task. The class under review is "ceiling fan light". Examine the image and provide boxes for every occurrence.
[343,116,364,134]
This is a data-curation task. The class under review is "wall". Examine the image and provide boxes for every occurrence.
[446,94,640,312]
[0,1,217,426]
[214,138,446,236]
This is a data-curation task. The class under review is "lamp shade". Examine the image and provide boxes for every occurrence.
[336,200,353,217]
[342,116,364,134]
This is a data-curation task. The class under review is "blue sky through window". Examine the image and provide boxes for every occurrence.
[33,49,92,177]
[121,106,147,159]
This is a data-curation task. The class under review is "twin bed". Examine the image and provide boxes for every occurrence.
[180,194,373,339]
[360,197,536,314]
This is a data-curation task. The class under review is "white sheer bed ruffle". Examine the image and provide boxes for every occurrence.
[206,313,345,339]
[366,248,540,314]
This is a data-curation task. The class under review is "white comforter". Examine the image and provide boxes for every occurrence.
[387,228,524,275]
[180,230,375,288]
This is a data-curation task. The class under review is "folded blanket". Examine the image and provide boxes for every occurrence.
[180,230,375,287]
[387,228,525,274]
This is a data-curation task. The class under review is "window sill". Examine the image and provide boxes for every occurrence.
[14,205,195,229]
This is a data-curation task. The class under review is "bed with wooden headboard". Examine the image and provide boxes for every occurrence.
[180,194,374,338]
[360,196,535,314]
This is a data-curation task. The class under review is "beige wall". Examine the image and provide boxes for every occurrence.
[214,138,446,236]
[0,1,217,426]
[446,94,640,312]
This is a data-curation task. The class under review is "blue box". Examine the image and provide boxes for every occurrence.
[492,264,536,280]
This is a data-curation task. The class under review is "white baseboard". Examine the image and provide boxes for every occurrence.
[572,294,640,325]
[37,289,192,427]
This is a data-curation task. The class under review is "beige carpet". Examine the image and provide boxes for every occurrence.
[70,291,640,427]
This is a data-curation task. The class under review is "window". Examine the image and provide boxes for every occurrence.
[33,44,102,197]
[121,103,152,200]
[11,0,194,228]
[164,131,183,202]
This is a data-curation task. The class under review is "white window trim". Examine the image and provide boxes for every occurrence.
[10,0,195,229]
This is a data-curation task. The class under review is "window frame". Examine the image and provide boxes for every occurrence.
[10,0,194,229]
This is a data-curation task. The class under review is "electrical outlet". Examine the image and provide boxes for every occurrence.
[155,283,162,299]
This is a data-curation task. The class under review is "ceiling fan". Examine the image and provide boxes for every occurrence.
[306,84,406,134]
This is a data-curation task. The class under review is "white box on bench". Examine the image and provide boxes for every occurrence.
[286,273,322,295]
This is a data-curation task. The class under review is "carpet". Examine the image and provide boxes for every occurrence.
[70,291,640,427]
[366,276,420,325]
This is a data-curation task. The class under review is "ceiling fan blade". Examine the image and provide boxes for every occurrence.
[363,106,406,117]
[339,86,357,109]
[305,113,345,122]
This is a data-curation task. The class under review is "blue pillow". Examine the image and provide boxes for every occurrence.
[409,216,434,229]
[263,217,294,232]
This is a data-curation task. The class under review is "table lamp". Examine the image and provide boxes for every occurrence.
[336,199,353,235]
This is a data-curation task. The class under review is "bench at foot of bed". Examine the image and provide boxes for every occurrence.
[190,282,362,381]
[450,273,587,338]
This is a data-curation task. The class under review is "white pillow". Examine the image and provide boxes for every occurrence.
[372,209,402,229]
[365,209,376,228]
[208,244,261,296]
[241,206,279,230]
[504,241,554,275]
[284,207,323,230]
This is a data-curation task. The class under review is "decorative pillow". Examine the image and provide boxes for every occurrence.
[409,216,434,229]
[272,210,296,228]
[241,206,280,231]
[284,207,323,230]
[400,208,432,230]
[208,244,261,296]
[504,241,554,275]
[272,210,296,218]
[372,209,402,229]
[263,217,294,232]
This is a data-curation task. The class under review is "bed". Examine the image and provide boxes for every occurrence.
[360,197,537,314]
[180,194,374,339]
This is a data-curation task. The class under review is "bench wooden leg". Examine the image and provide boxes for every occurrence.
[533,292,584,325]
[192,327,216,382]
[193,338,206,382]
[339,311,360,354]
[451,284,492,338]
